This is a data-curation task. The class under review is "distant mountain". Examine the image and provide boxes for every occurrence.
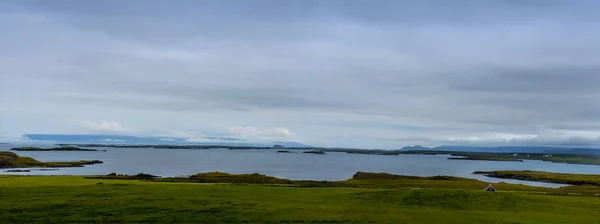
[272,144,286,149]
[400,145,431,150]
[273,141,311,148]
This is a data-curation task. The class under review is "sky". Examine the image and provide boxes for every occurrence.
[1,0,600,148]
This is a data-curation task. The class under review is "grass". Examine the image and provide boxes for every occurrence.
[188,172,294,184]
[475,170,600,186]
[0,151,103,168]
[1,175,600,223]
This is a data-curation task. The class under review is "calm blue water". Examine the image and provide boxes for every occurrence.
[3,144,600,188]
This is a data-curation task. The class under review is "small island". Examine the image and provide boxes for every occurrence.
[11,146,104,151]
[448,156,523,162]
[5,168,59,173]
[5,169,31,173]
[474,170,600,186]
[303,150,325,155]
[276,150,291,153]
[0,151,103,168]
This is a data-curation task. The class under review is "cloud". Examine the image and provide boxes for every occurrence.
[71,120,128,132]
[184,137,234,143]
[184,138,209,143]
[159,138,177,142]
[102,138,125,142]
[0,135,56,144]
[1,1,599,148]
[229,127,294,141]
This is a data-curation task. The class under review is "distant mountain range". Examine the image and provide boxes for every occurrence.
[21,134,310,148]
[400,145,600,154]
[14,134,600,154]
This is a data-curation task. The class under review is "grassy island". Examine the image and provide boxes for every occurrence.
[401,150,600,165]
[474,170,600,186]
[11,146,103,151]
[0,151,103,168]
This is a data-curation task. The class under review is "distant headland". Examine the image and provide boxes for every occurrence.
[11,146,105,152]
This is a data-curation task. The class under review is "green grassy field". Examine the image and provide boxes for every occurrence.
[1,175,600,223]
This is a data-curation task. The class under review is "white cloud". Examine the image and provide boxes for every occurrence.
[229,127,294,141]
[184,138,207,143]
[1,1,599,148]
[446,133,538,143]
[102,138,125,142]
[71,120,128,132]
[185,137,229,143]
[166,131,197,138]
[0,135,55,144]
[159,138,177,142]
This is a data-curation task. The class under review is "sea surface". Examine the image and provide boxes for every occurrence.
[3,144,600,188]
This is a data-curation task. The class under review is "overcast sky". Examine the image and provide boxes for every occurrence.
[1,0,600,148]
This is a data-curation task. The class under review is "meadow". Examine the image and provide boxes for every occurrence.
[1,173,600,223]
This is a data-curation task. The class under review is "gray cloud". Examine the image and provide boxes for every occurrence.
[1,0,600,148]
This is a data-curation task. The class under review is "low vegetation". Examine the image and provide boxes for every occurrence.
[352,171,471,181]
[0,151,103,168]
[1,173,600,223]
[475,170,600,186]
[90,173,160,180]
[189,172,294,184]
[10,146,102,151]
[83,171,600,195]
[87,172,294,184]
